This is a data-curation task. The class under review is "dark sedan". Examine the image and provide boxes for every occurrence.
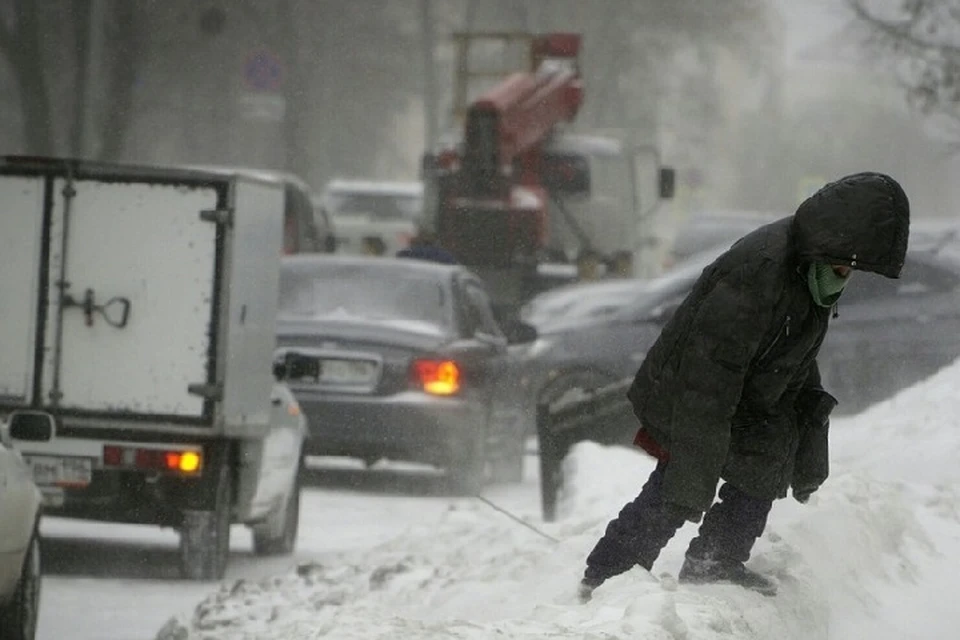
[275,255,535,492]
[517,251,716,425]
[520,238,960,419]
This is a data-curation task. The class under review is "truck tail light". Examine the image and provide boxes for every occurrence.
[102,445,203,476]
[411,359,461,396]
[166,450,202,473]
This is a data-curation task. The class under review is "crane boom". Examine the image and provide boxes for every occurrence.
[423,31,673,318]
[461,34,583,198]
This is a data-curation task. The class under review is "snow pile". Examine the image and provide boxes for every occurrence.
[157,359,960,640]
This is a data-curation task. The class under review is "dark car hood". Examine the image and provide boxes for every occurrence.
[534,315,620,337]
[276,316,449,352]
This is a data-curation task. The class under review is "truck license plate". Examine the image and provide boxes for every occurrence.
[24,455,93,488]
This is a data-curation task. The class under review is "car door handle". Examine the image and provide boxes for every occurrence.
[271,397,283,406]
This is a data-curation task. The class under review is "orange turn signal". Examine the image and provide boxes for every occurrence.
[164,450,203,474]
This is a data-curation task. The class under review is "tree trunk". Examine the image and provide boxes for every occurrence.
[278,0,310,179]
[98,0,139,161]
[9,0,55,155]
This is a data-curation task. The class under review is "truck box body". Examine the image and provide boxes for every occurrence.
[0,157,283,438]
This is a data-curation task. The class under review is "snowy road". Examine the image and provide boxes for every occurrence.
[36,460,502,640]
[36,356,960,640]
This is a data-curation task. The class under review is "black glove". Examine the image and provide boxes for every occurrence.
[792,485,817,504]
[663,501,703,524]
[795,389,838,431]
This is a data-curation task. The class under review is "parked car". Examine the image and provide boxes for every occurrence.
[821,240,960,413]
[0,430,42,640]
[518,249,720,424]
[318,179,424,257]
[275,255,537,492]
[520,228,960,419]
[666,210,781,268]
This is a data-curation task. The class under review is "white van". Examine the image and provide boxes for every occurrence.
[317,179,423,257]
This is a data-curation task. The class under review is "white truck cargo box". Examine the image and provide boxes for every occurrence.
[0,158,283,437]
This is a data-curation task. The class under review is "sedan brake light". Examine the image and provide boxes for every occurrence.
[411,359,461,395]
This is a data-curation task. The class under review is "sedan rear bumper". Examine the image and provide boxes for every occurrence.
[293,389,485,467]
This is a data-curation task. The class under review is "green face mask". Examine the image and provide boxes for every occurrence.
[807,263,850,307]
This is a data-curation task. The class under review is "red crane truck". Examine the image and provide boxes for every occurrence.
[424,32,675,318]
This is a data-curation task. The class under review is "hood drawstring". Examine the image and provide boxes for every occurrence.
[832,303,839,319]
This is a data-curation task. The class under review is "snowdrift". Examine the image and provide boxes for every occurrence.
[157,359,960,640]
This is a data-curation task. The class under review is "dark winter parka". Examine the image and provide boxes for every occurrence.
[627,172,910,514]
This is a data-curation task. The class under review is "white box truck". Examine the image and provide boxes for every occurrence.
[0,156,307,581]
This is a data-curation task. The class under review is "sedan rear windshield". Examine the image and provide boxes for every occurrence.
[280,264,449,331]
[326,193,422,220]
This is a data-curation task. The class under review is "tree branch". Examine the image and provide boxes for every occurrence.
[848,0,960,56]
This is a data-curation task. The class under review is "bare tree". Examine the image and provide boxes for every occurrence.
[849,0,960,135]
[0,0,142,159]
[96,1,142,160]
[0,0,55,154]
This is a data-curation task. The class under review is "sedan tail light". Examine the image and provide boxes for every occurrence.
[410,359,461,396]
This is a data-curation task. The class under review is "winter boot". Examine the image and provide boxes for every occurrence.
[577,577,602,603]
[678,555,777,596]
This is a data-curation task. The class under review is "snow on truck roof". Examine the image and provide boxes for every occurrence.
[183,164,313,192]
[1,156,309,188]
[324,179,424,197]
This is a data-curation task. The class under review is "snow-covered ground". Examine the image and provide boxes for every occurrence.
[35,466,458,640]
[152,359,960,640]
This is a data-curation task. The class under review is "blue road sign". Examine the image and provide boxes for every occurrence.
[244,49,284,92]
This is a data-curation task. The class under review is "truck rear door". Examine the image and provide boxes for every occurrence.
[0,176,44,406]
[42,175,220,421]
[0,162,225,425]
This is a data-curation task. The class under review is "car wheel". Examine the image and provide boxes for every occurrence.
[0,527,41,640]
[252,461,302,556]
[179,461,232,581]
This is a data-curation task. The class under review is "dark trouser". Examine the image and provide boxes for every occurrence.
[583,462,773,586]
[686,482,773,564]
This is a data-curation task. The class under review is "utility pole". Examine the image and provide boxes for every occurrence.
[420,0,438,152]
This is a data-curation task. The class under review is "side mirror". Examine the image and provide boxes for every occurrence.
[658,167,676,199]
[504,321,539,345]
[274,352,321,382]
[7,410,55,442]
